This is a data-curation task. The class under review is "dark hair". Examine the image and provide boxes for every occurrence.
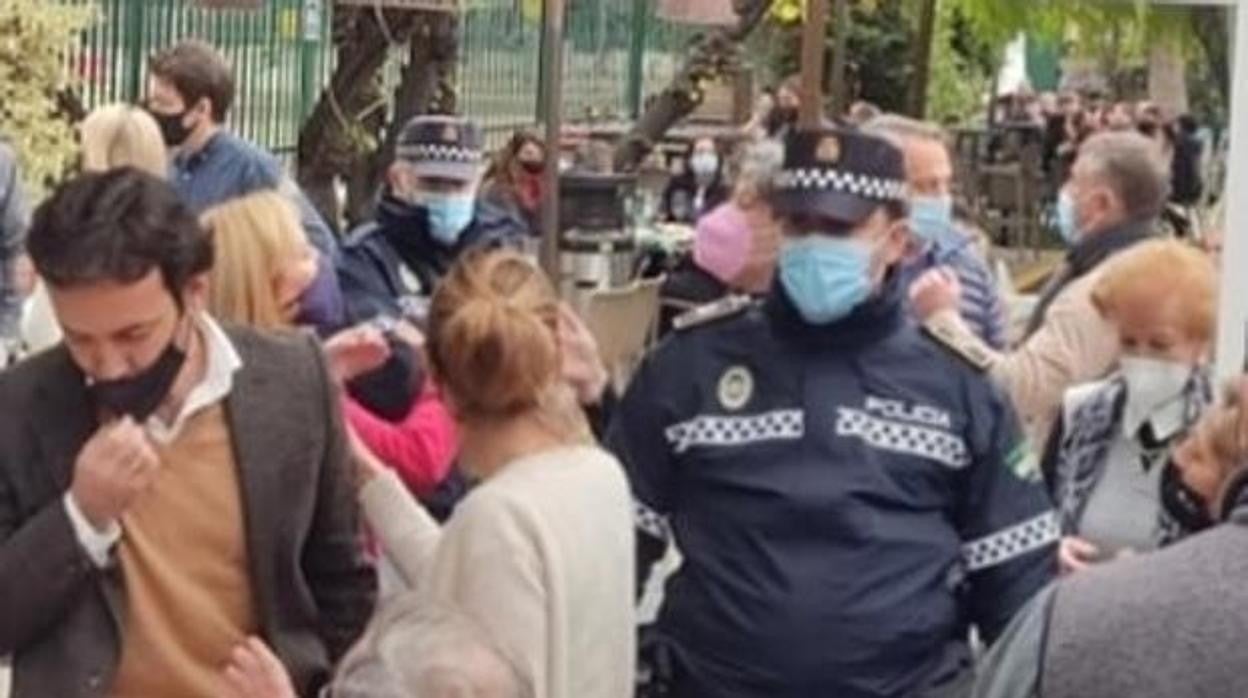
[486,130,545,187]
[27,168,214,304]
[149,40,235,121]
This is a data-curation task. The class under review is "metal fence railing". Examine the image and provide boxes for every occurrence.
[68,0,703,156]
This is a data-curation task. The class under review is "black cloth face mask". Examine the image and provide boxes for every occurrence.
[1160,459,1215,534]
[88,319,189,421]
[147,107,193,147]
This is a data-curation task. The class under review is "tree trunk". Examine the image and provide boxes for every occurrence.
[344,11,462,228]
[907,0,938,118]
[295,8,421,230]
[1148,37,1188,116]
[612,0,773,173]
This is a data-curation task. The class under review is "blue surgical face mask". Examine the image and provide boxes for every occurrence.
[909,194,955,245]
[778,236,874,325]
[1056,190,1081,245]
[417,192,476,246]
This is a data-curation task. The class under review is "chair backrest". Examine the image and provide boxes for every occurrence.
[582,276,665,390]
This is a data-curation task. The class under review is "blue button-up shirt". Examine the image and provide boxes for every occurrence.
[170,131,338,259]
[902,236,1009,350]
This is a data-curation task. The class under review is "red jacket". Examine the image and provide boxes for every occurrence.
[345,384,459,497]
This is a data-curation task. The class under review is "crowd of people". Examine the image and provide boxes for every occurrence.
[0,37,1245,698]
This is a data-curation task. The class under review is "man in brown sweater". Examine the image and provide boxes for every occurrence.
[0,168,376,697]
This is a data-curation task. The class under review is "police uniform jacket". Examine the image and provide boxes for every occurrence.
[608,274,1059,697]
[334,193,524,419]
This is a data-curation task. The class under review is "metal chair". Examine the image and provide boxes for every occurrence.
[580,276,665,392]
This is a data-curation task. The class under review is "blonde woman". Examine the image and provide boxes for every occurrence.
[201,191,459,501]
[20,107,168,357]
[223,249,635,698]
[80,104,168,176]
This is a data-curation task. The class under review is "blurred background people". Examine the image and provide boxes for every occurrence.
[0,140,28,360]
[480,130,547,239]
[661,136,729,224]
[1044,240,1218,574]
[658,139,782,333]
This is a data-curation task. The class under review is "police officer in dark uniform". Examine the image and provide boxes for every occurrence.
[337,115,525,419]
[608,127,1058,698]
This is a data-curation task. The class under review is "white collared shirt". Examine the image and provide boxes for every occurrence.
[64,314,244,567]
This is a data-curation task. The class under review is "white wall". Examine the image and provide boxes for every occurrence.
[1216,3,1248,380]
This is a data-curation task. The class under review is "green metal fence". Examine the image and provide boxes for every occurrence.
[69,0,704,156]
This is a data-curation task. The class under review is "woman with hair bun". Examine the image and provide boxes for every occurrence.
[390,248,635,698]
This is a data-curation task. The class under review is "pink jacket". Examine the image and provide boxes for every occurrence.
[345,385,459,497]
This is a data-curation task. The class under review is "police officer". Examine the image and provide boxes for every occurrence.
[608,127,1058,698]
[336,115,525,419]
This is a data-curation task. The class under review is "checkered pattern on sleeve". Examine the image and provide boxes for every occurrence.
[773,168,907,202]
[664,410,805,455]
[962,511,1060,572]
[397,143,483,164]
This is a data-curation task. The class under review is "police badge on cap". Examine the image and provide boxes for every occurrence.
[770,127,907,227]
[395,115,485,182]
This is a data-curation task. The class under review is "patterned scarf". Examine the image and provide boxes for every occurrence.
[1054,368,1213,547]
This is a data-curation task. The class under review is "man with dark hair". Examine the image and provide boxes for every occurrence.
[0,169,375,697]
[146,39,337,259]
[609,128,1056,697]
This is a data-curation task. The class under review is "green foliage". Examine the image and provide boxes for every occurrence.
[925,2,990,125]
[0,0,93,198]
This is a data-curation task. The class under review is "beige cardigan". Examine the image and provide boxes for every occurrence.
[360,446,636,698]
[927,269,1120,448]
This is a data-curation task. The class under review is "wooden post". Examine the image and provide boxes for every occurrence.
[1215,1,1248,380]
[799,0,829,128]
[539,0,566,282]
[829,0,850,116]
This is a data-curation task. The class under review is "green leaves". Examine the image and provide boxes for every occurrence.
[0,0,94,199]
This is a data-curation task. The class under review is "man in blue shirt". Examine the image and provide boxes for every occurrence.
[609,127,1057,697]
[145,39,337,260]
[866,115,1009,350]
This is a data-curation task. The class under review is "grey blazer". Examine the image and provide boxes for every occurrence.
[0,325,377,697]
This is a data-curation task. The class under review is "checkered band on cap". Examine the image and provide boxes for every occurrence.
[773,167,907,202]
[396,143,483,164]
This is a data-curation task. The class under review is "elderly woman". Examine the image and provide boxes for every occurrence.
[1044,239,1219,573]
[973,378,1248,698]
[657,140,783,334]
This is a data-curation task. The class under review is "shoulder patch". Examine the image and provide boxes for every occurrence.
[921,319,993,372]
[673,295,753,332]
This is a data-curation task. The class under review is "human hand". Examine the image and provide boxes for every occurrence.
[222,636,298,698]
[556,303,609,406]
[70,418,160,530]
[908,267,962,321]
[325,324,391,384]
[1058,536,1101,575]
[345,424,388,487]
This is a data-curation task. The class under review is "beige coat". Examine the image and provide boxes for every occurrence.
[927,268,1120,449]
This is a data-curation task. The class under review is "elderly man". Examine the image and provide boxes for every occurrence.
[913,131,1168,447]
[865,114,1009,349]
[974,378,1248,698]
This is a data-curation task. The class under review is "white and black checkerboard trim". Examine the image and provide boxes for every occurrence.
[634,499,671,542]
[664,409,805,454]
[835,407,970,470]
[962,511,1060,573]
[773,168,907,202]
[397,143,483,164]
